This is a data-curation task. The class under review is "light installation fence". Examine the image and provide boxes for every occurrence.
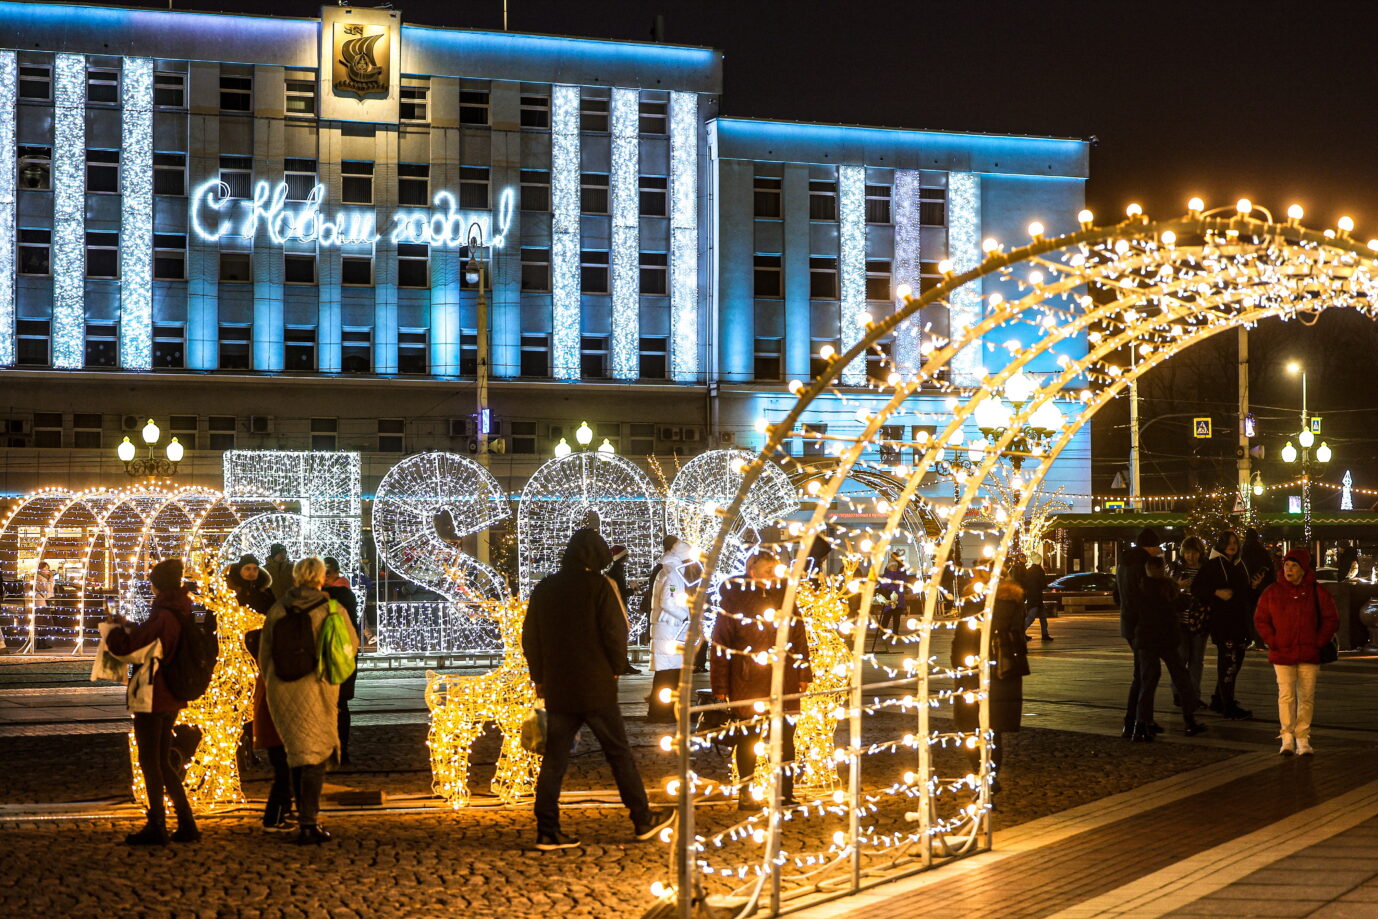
[651,201,1378,918]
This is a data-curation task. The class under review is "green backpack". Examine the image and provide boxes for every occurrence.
[315,600,357,685]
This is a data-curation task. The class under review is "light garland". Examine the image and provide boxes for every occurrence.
[0,50,15,367]
[838,164,867,386]
[51,53,86,370]
[610,86,640,381]
[669,90,699,383]
[222,451,362,576]
[550,84,581,381]
[119,57,154,371]
[891,168,923,376]
[946,172,982,386]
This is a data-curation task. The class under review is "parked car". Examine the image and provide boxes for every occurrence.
[1043,572,1118,611]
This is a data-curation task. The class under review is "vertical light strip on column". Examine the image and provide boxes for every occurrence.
[550,84,581,381]
[119,57,153,370]
[0,51,16,367]
[838,164,866,386]
[668,90,698,383]
[609,87,640,381]
[891,169,922,376]
[948,171,983,386]
[52,53,87,369]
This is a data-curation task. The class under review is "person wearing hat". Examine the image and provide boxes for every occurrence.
[227,554,275,615]
[1115,528,1163,738]
[1192,530,1264,720]
[872,551,911,651]
[264,543,293,602]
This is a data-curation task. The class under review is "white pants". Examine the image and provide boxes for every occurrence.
[1273,663,1319,741]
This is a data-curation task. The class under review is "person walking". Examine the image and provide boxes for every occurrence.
[712,549,812,809]
[522,528,672,851]
[1130,556,1206,740]
[1193,530,1262,720]
[1116,529,1162,738]
[951,568,1028,792]
[1022,559,1052,642]
[647,539,698,723]
[258,556,358,845]
[106,558,198,845]
[1254,548,1339,756]
[264,544,293,602]
[1170,536,1210,709]
[323,557,359,765]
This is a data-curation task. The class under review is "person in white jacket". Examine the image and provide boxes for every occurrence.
[647,540,698,723]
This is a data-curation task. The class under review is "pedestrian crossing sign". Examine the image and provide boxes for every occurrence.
[1193,417,1212,439]
[1311,417,1322,434]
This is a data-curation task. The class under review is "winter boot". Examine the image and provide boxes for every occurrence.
[1130,722,1156,742]
[1121,717,1135,740]
[1208,693,1223,713]
[124,817,168,846]
[1279,732,1296,755]
[1183,714,1207,737]
[1223,701,1253,721]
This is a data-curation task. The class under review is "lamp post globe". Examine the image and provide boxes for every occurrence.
[117,436,136,463]
[1316,441,1333,464]
[166,437,184,464]
[575,421,594,447]
[1299,428,1315,449]
[141,418,160,445]
[1282,441,1298,464]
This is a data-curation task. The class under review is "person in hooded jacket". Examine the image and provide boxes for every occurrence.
[106,557,198,846]
[1130,556,1206,740]
[1254,548,1340,756]
[952,568,1027,791]
[647,539,698,723]
[227,554,275,615]
[264,543,293,602]
[1192,530,1263,720]
[323,557,360,765]
[1116,529,1163,737]
[522,528,672,851]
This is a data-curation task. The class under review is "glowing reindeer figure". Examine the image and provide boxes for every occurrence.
[425,598,540,807]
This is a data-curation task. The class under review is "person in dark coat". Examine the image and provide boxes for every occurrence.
[952,575,1028,791]
[106,558,198,846]
[229,553,291,827]
[1116,528,1163,737]
[264,543,293,602]
[1170,536,1211,709]
[1131,556,1205,740]
[1022,561,1051,641]
[227,554,275,615]
[1336,542,1359,582]
[871,552,910,650]
[323,557,360,765]
[712,549,812,809]
[606,544,642,675]
[522,528,671,851]
[1192,530,1263,720]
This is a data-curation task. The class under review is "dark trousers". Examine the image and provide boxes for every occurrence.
[1135,646,1199,723]
[1214,640,1248,706]
[1124,638,1142,723]
[290,761,327,827]
[264,744,293,826]
[131,711,194,829]
[647,669,678,723]
[534,704,652,836]
[736,718,797,801]
[337,701,352,763]
[1024,602,1050,637]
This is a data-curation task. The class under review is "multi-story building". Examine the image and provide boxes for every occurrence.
[0,0,1091,511]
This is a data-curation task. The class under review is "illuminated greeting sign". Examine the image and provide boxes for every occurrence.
[190,180,513,249]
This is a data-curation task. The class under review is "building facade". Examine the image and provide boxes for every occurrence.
[0,0,1090,508]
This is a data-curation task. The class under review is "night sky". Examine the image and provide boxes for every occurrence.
[63,0,1378,501]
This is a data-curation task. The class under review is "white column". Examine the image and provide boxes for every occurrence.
[119,57,154,371]
[891,168,922,376]
[550,84,581,381]
[0,51,16,367]
[610,87,640,381]
[669,90,699,383]
[948,171,983,386]
[51,53,87,369]
[838,164,866,386]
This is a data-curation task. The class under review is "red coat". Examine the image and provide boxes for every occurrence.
[106,588,188,714]
[1254,573,1339,666]
[710,583,812,718]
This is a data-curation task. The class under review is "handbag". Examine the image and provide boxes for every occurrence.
[520,703,547,755]
[1313,586,1340,665]
[316,601,357,685]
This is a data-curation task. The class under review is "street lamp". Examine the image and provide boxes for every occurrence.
[117,419,182,477]
[575,421,594,448]
[972,372,1064,471]
[1281,362,1330,544]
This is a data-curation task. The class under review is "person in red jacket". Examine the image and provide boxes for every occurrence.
[1254,548,1339,757]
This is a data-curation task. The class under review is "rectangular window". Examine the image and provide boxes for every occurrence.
[459,166,490,209]
[73,412,103,449]
[640,252,668,295]
[19,229,51,276]
[153,324,184,369]
[33,413,62,449]
[581,172,609,215]
[520,94,549,129]
[378,418,405,453]
[920,259,943,293]
[509,420,538,455]
[87,150,119,194]
[754,337,784,381]
[18,146,51,191]
[284,253,316,284]
[581,96,609,132]
[460,332,477,376]
[398,243,429,288]
[398,330,428,375]
[341,256,373,287]
[866,259,892,301]
[520,334,549,377]
[218,324,251,370]
[581,335,609,379]
[19,64,51,101]
[341,161,373,205]
[84,323,117,369]
[809,180,838,221]
[639,98,667,134]
[220,251,251,283]
[754,176,782,219]
[866,184,892,224]
[459,89,490,126]
[208,415,236,451]
[397,163,429,207]
[285,327,315,371]
[639,337,668,380]
[220,74,252,112]
[866,340,892,382]
[17,320,49,367]
[153,71,185,109]
[521,247,550,291]
[219,155,252,199]
[581,250,610,294]
[639,175,667,217]
[520,169,550,212]
[802,422,828,457]
[810,339,839,380]
[284,158,317,202]
[310,417,337,451]
[153,233,186,281]
[626,422,655,455]
[754,254,783,298]
[400,82,429,123]
[170,415,198,451]
[86,231,119,279]
[920,186,946,227]
[284,72,316,117]
[87,68,119,105]
[342,329,371,374]
[810,256,838,299]
[153,153,186,197]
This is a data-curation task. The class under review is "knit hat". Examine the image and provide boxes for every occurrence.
[150,558,184,593]
[237,553,260,567]
[268,543,287,559]
[1136,528,1160,547]
[1283,547,1314,573]
[609,544,628,562]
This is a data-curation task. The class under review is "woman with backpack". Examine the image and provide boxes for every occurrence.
[258,556,359,845]
[106,558,199,846]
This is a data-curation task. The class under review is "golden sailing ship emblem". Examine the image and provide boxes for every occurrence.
[333,23,390,98]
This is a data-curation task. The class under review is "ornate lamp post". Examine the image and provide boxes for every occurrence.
[1280,361,1331,544]
[116,418,183,477]
[972,371,1065,471]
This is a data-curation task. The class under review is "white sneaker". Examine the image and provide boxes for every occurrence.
[1296,738,1315,756]
[1279,734,1296,755]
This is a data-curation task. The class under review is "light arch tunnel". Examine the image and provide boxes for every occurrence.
[660,206,1378,915]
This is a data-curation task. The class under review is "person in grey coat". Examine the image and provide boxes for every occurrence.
[258,555,358,845]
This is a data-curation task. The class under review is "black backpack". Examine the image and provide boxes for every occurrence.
[162,610,220,703]
[273,597,327,681]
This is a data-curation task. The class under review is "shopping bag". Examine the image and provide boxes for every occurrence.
[316,602,357,685]
[520,703,547,755]
[90,621,126,683]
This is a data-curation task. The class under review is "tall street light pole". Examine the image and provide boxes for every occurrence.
[467,236,491,565]
[1282,361,1332,548]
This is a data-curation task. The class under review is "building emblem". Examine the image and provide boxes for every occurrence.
[333,23,389,98]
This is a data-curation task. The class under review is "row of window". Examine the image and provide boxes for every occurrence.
[750,338,897,384]
[752,176,948,226]
[16,63,670,133]
[752,255,943,301]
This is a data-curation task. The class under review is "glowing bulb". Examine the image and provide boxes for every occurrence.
[1253,481,1264,496]
[895,282,913,299]
[1003,370,1036,404]
[659,735,673,752]
[1287,360,1301,374]
[141,419,160,445]
[832,830,846,846]
[937,259,954,274]
[554,437,572,458]
[597,437,616,454]
[1077,208,1094,225]
[754,417,770,433]
[575,421,593,446]
[1282,441,1298,464]
[117,436,136,463]
[1299,428,1315,449]
[856,311,872,326]
[650,882,668,898]
[982,237,999,252]
[1317,441,1332,463]
[666,779,680,795]
[1188,197,1204,212]
[165,437,184,464]
[1236,198,1253,215]
[1126,203,1143,217]
[658,687,674,704]
[819,344,836,360]
[1288,204,1304,221]
[1027,220,1045,238]
[1339,216,1355,233]
[1160,230,1176,246]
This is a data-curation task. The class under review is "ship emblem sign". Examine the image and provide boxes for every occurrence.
[333,23,390,99]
